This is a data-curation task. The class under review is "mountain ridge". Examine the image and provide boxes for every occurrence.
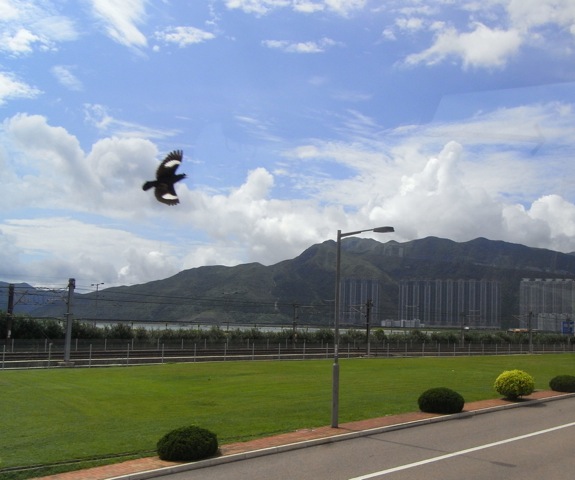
[3,236,575,329]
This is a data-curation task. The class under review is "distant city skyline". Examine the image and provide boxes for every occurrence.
[398,279,501,328]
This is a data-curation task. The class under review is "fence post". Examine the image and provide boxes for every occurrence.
[126,343,130,365]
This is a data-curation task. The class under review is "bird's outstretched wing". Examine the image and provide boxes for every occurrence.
[156,150,183,178]
[155,183,180,205]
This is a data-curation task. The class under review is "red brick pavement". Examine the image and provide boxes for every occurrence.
[33,390,571,480]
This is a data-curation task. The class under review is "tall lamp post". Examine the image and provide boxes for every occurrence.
[332,226,395,428]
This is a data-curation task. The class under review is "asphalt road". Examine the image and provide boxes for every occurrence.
[162,397,575,480]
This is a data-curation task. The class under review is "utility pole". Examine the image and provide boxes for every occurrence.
[5,284,14,340]
[292,303,299,346]
[365,299,372,356]
[63,278,75,364]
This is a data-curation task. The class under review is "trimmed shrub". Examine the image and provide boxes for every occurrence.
[418,387,465,414]
[157,425,218,462]
[494,369,535,400]
[549,375,575,393]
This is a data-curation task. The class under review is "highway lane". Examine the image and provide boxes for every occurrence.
[161,397,575,480]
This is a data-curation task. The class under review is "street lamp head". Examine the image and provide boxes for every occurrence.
[373,226,394,233]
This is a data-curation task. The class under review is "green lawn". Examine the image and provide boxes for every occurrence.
[0,355,573,477]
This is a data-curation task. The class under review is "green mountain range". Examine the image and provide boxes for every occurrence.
[3,236,575,329]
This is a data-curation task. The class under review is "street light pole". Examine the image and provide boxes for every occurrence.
[332,225,394,428]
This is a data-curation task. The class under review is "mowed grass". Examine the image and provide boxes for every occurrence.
[0,355,573,474]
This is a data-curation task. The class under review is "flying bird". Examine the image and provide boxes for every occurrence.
[143,150,187,205]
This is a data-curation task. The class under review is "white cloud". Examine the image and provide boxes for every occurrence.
[262,37,340,53]
[293,1,324,13]
[0,72,41,105]
[0,3,77,55]
[0,0,19,19]
[405,22,522,69]
[0,217,182,287]
[3,97,575,286]
[90,0,148,48]
[2,28,41,54]
[396,16,425,33]
[51,65,83,91]
[155,26,215,47]
[384,0,575,70]
[225,0,366,16]
[84,104,178,140]
[507,0,575,31]
[0,113,160,214]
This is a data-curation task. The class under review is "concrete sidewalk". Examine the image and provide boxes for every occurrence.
[34,390,573,480]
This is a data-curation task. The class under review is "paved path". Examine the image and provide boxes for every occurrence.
[34,390,572,480]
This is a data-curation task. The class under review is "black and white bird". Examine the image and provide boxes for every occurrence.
[143,150,187,205]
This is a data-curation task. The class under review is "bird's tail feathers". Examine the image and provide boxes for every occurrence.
[142,181,155,191]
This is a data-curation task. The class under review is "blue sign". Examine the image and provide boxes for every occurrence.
[561,321,574,335]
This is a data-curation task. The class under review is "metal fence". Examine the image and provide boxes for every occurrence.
[1,338,573,369]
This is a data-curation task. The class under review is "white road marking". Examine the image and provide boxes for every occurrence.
[349,421,575,480]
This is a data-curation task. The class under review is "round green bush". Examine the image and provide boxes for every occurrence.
[157,425,218,462]
[549,375,575,392]
[494,369,535,400]
[417,387,465,414]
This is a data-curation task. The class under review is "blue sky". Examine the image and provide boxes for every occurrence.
[1,0,575,291]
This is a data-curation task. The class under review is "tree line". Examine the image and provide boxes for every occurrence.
[0,313,572,345]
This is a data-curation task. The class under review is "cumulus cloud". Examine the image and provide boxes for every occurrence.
[405,23,522,69]
[3,98,575,286]
[384,0,575,70]
[0,113,163,214]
